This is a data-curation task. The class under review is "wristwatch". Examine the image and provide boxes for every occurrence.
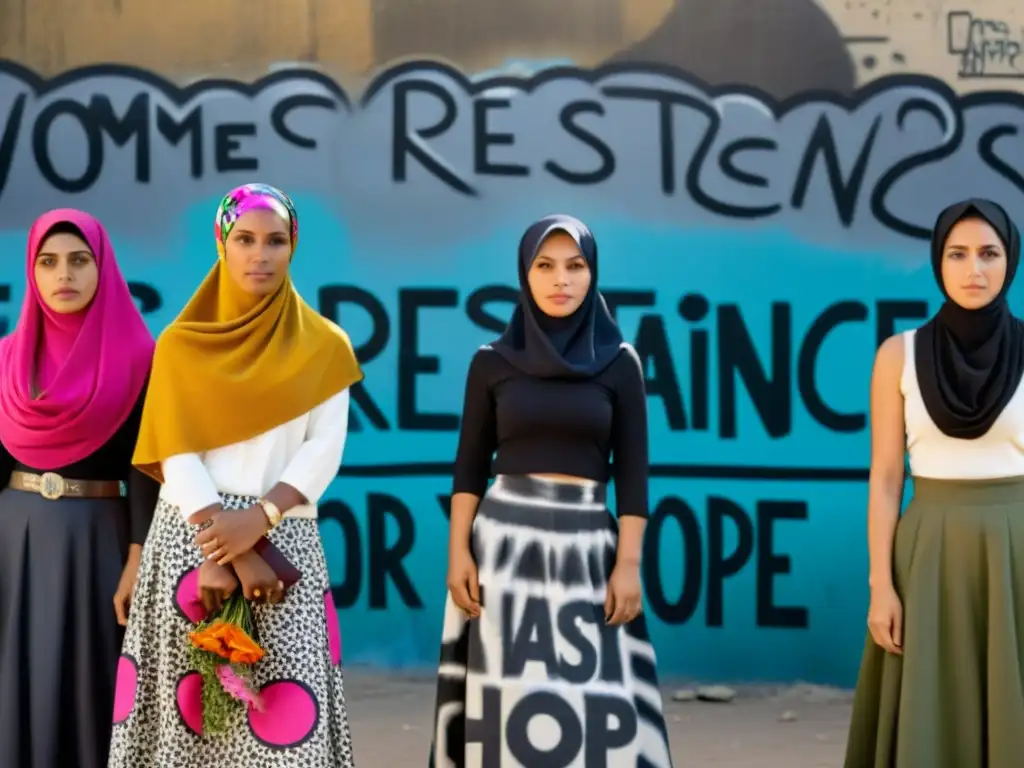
[258,498,283,529]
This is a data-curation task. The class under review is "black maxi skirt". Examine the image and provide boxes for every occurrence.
[0,486,129,768]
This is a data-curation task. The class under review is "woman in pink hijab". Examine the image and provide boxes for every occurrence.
[0,209,156,768]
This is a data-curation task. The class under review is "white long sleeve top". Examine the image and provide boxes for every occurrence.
[160,388,350,521]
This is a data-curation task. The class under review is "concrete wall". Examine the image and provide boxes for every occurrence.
[0,0,1021,686]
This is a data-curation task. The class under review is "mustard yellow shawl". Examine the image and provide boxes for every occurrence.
[133,184,362,482]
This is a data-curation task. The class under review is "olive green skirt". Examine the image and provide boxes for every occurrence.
[845,475,1024,768]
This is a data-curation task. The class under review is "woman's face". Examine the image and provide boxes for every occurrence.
[526,231,592,318]
[222,208,292,297]
[941,216,1008,310]
[33,231,99,314]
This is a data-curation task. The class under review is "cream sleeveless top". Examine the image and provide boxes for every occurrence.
[902,329,1024,479]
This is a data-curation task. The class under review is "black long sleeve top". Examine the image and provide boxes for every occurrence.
[452,344,650,517]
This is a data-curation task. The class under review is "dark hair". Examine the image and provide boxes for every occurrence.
[40,221,88,243]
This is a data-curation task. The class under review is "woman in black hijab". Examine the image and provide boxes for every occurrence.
[428,215,674,767]
[845,198,1024,768]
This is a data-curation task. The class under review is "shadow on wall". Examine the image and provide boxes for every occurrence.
[1,0,853,98]
[607,0,857,100]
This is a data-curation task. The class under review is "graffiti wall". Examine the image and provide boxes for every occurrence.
[0,0,1022,687]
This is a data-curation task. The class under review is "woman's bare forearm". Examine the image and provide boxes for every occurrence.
[616,516,645,566]
[449,492,481,554]
[867,475,903,589]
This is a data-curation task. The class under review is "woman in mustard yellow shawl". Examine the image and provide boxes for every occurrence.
[108,184,362,768]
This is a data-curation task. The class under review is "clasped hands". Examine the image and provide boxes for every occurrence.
[190,504,284,609]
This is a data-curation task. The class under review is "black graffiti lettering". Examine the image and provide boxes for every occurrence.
[601,86,711,197]
[633,315,687,430]
[470,685,637,767]
[876,300,929,346]
[555,600,599,684]
[270,94,337,150]
[155,105,203,179]
[709,137,783,219]
[679,293,711,432]
[791,115,883,227]
[507,691,583,767]
[756,500,808,628]
[979,123,1024,195]
[318,285,389,431]
[367,493,421,608]
[465,285,516,334]
[1,63,1021,240]
[544,101,615,185]
[90,94,151,183]
[706,497,755,627]
[718,303,791,439]
[214,122,258,172]
[643,497,702,624]
[126,281,162,315]
[502,593,558,677]
[32,99,104,193]
[463,686,502,762]
[392,79,474,195]
[436,494,451,519]
[870,98,963,240]
[645,495,807,627]
[0,93,27,198]
[798,301,868,433]
[556,599,624,685]
[585,694,639,765]
[473,98,529,177]
[501,594,623,684]
[320,500,362,608]
[399,288,460,430]
[319,283,934,441]
[319,495,421,609]
[0,283,10,337]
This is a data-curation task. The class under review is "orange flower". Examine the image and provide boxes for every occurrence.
[189,620,241,660]
[189,619,264,664]
[222,625,265,665]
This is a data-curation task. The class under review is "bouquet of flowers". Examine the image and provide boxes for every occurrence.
[186,589,266,735]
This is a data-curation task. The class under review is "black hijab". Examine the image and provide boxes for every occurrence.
[491,214,625,378]
[915,198,1024,439]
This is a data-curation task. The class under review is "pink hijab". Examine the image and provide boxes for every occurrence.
[0,209,154,469]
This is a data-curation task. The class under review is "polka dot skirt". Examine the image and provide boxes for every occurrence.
[108,495,355,767]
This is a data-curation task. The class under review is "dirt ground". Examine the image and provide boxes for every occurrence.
[344,670,853,767]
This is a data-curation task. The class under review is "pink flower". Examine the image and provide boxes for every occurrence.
[216,664,265,712]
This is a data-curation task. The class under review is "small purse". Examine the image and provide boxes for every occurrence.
[253,536,302,590]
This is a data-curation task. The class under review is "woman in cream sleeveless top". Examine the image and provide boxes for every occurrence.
[844,198,1024,768]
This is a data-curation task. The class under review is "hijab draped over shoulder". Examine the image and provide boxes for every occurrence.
[491,214,624,378]
[915,197,1024,439]
[0,209,154,469]
[132,184,363,482]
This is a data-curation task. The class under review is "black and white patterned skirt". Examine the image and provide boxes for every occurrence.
[429,475,674,768]
[108,494,355,768]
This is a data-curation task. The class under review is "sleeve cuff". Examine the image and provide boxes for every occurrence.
[162,453,221,520]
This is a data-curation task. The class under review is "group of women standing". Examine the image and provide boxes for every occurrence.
[0,187,1020,768]
[0,185,363,768]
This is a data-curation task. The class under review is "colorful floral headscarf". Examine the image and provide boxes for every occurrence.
[214,183,298,258]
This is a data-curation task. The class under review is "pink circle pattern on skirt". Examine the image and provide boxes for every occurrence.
[176,672,205,735]
[248,680,319,748]
[174,567,207,624]
[112,655,138,724]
